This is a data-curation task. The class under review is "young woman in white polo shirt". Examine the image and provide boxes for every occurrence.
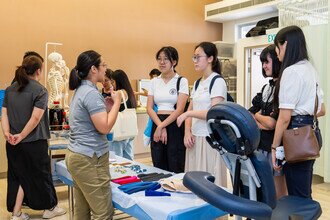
[147,46,189,173]
[177,42,227,187]
[272,26,325,198]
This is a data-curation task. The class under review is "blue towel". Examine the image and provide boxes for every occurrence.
[145,189,171,197]
[144,105,158,138]
[118,181,159,195]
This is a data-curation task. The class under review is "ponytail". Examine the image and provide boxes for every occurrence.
[16,55,43,92]
[16,66,29,92]
[69,50,101,90]
[69,67,82,90]
[212,57,222,76]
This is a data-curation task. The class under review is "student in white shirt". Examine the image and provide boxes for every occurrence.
[147,46,189,173]
[177,42,227,187]
[272,26,326,198]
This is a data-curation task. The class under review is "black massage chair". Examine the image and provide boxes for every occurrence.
[183,102,322,220]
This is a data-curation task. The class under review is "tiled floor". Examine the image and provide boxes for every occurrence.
[0,155,329,220]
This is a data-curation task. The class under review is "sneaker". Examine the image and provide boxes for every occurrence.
[11,212,30,220]
[42,206,66,219]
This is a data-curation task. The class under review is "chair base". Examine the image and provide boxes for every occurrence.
[271,196,322,220]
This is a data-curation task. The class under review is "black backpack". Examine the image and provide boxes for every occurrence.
[194,75,234,102]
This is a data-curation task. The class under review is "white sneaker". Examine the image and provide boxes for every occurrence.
[11,212,30,220]
[42,206,66,219]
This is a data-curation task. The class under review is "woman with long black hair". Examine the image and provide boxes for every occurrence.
[108,69,137,160]
[272,26,325,198]
[249,45,287,199]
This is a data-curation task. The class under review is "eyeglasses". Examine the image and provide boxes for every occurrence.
[192,55,207,62]
[156,57,170,63]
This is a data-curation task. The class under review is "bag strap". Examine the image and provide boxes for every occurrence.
[176,76,182,95]
[119,90,127,110]
[194,78,201,91]
[209,75,221,94]
[313,84,318,126]
[194,75,220,94]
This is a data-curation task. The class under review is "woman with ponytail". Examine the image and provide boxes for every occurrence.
[177,42,227,187]
[65,50,121,220]
[147,46,189,173]
[1,55,66,219]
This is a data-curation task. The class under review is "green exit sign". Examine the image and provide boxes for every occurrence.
[267,34,276,43]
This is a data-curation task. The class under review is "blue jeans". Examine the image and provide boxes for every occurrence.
[109,138,134,160]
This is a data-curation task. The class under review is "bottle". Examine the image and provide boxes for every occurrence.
[62,111,70,130]
[49,101,63,130]
[53,112,59,130]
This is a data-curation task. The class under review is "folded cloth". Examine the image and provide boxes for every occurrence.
[137,173,159,180]
[112,176,141,185]
[160,179,191,193]
[140,173,173,182]
[118,182,160,194]
[145,189,171,197]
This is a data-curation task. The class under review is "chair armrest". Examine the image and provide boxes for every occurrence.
[183,171,272,220]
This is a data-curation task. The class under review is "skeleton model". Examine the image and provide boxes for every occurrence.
[47,52,69,110]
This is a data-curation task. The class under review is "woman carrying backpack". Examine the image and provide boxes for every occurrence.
[177,42,227,186]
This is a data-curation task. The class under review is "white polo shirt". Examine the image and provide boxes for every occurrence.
[148,73,189,111]
[279,60,324,116]
[191,72,227,136]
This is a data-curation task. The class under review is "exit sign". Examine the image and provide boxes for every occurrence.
[267,34,276,43]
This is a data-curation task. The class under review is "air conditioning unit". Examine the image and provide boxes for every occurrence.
[214,41,235,59]
[205,0,278,23]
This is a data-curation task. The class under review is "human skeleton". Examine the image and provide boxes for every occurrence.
[47,52,69,110]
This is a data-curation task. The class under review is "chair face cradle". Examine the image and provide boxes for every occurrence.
[183,102,322,220]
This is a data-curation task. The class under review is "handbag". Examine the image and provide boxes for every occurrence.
[282,86,320,163]
[111,90,138,141]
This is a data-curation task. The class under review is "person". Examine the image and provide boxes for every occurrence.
[147,46,189,173]
[134,68,161,97]
[11,51,44,85]
[272,25,326,199]
[108,69,137,160]
[1,55,66,219]
[248,45,287,199]
[149,68,161,79]
[101,68,113,98]
[65,50,121,220]
[176,42,227,187]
